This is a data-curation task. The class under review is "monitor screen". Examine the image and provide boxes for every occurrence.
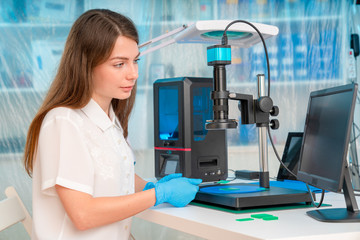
[277,132,303,181]
[297,83,357,193]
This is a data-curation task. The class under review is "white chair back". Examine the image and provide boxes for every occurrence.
[0,186,32,235]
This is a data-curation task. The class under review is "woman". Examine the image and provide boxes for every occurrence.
[24,9,201,240]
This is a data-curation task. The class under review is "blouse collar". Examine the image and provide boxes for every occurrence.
[81,99,123,132]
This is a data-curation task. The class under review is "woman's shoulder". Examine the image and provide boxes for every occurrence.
[46,106,80,117]
[43,106,83,126]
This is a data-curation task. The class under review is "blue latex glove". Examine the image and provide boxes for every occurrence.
[143,173,183,191]
[154,177,202,207]
[143,182,155,191]
[158,173,182,183]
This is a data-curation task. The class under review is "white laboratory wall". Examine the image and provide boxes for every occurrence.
[0,0,359,239]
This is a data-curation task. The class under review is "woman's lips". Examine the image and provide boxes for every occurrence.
[121,86,134,92]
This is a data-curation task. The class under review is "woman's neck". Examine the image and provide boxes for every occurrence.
[91,96,111,118]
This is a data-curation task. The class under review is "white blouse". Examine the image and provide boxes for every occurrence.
[32,99,135,240]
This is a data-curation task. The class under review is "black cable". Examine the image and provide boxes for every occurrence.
[306,184,325,208]
[268,124,328,207]
[227,169,237,181]
[221,20,329,209]
[221,20,332,210]
[221,21,327,207]
[267,127,297,178]
[220,20,294,179]
[220,21,294,179]
[269,124,326,207]
[221,20,271,97]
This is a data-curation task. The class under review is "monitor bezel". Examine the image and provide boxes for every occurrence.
[297,83,358,193]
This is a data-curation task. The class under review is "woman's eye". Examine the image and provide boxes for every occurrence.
[115,63,124,68]
[134,58,140,64]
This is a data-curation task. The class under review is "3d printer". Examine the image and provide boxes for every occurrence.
[153,77,227,182]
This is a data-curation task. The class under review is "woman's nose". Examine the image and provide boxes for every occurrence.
[127,63,138,80]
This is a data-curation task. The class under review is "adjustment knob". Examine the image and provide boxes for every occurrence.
[270,119,280,130]
[270,106,279,116]
[257,97,273,113]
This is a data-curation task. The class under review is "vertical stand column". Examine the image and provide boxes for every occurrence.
[343,164,359,212]
[257,74,270,188]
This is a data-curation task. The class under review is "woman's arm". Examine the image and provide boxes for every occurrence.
[134,174,148,192]
[55,185,155,231]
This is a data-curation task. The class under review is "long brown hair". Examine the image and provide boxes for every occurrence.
[24,9,139,176]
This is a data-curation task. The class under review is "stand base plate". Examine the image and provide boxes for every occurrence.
[194,183,313,210]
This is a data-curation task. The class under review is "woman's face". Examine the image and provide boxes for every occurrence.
[92,36,139,111]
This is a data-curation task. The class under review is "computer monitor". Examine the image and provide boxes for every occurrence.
[297,83,359,222]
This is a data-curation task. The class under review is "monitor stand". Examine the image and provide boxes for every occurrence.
[306,166,360,222]
[194,182,313,210]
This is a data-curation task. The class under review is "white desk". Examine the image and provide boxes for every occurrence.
[135,192,360,240]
